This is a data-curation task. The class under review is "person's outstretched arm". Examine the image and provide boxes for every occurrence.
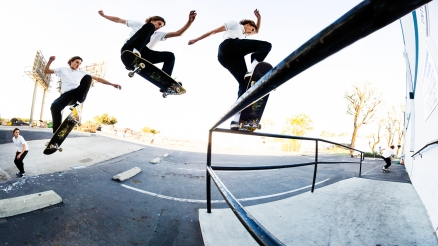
[188,25,226,45]
[98,10,127,24]
[44,56,55,74]
[92,76,122,90]
[166,10,197,38]
[254,9,261,32]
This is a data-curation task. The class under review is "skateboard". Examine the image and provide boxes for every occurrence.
[382,169,390,173]
[238,62,273,131]
[121,50,186,98]
[43,105,81,155]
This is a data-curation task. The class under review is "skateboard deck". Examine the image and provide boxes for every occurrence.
[382,169,390,173]
[239,62,273,131]
[121,50,186,98]
[43,105,81,155]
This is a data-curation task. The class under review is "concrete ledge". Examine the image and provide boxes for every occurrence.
[0,190,62,218]
[150,158,161,164]
[112,167,141,181]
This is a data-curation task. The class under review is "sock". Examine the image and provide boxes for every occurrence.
[232,113,241,122]
[248,59,259,72]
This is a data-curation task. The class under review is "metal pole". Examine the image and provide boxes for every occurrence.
[207,130,213,213]
[311,140,318,193]
[29,81,38,127]
[39,88,47,123]
[359,152,363,177]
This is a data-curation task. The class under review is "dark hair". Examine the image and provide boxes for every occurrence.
[240,19,258,32]
[12,128,19,134]
[68,56,83,65]
[390,145,395,148]
[146,16,166,26]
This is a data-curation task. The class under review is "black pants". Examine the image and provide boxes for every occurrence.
[383,157,392,169]
[121,22,175,75]
[14,150,28,174]
[50,75,92,133]
[218,39,272,97]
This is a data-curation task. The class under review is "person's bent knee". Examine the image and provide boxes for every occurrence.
[164,52,175,62]
[82,75,92,84]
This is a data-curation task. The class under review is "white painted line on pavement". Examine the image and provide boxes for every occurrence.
[121,179,330,203]
[361,164,385,175]
[177,168,204,172]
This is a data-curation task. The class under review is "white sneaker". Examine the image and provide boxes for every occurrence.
[132,48,141,57]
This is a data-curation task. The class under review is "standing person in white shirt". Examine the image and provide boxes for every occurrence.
[12,128,28,178]
[98,10,197,79]
[44,56,122,133]
[381,145,396,171]
[188,9,272,130]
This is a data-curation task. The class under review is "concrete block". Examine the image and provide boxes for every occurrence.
[112,167,141,181]
[162,153,169,158]
[150,158,161,164]
[0,190,62,218]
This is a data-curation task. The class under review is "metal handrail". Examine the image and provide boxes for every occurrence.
[207,166,284,246]
[411,139,438,157]
[209,0,432,131]
[205,1,431,244]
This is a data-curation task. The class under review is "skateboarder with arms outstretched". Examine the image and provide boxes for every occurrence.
[188,9,271,130]
[44,56,122,133]
[98,10,197,79]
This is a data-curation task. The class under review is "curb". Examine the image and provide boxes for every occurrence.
[0,190,62,218]
[112,167,141,181]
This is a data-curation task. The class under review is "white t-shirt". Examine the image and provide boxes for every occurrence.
[126,20,167,49]
[12,135,28,152]
[222,21,246,40]
[382,148,395,158]
[54,67,90,94]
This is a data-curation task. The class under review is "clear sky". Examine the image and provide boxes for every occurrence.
[0,0,407,140]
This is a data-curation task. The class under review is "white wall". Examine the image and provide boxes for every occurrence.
[401,1,438,237]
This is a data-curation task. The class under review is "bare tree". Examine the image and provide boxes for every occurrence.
[345,82,382,156]
[384,105,400,148]
[367,119,384,153]
[393,104,405,155]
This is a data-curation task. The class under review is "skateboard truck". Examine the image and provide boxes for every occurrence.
[45,142,63,152]
[239,119,262,132]
[128,62,146,78]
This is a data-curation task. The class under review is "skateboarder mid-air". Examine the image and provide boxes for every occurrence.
[188,9,271,130]
[44,56,122,133]
[98,10,197,81]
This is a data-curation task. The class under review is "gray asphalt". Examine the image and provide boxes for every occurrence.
[0,127,434,245]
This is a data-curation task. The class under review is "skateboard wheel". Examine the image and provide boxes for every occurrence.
[175,87,181,93]
[162,92,167,98]
[77,122,82,127]
[58,148,63,152]
[139,63,145,69]
[128,72,135,78]
[49,144,55,149]
[258,124,262,130]
[45,142,49,146]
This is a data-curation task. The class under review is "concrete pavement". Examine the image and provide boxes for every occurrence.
[0,126,437,245]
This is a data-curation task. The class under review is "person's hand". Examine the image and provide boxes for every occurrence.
[113,84,122,90]
[254,9,261,19]
[188,39,197,45]
[48,56,56,62]
[16,154,21,159]
[188,10,197,22]
[98,10,105,17]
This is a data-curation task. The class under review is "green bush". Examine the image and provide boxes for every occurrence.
[363,151,382,158]
[47,122,53,128]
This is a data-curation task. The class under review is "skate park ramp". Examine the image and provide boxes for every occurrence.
[199,177,438,245]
